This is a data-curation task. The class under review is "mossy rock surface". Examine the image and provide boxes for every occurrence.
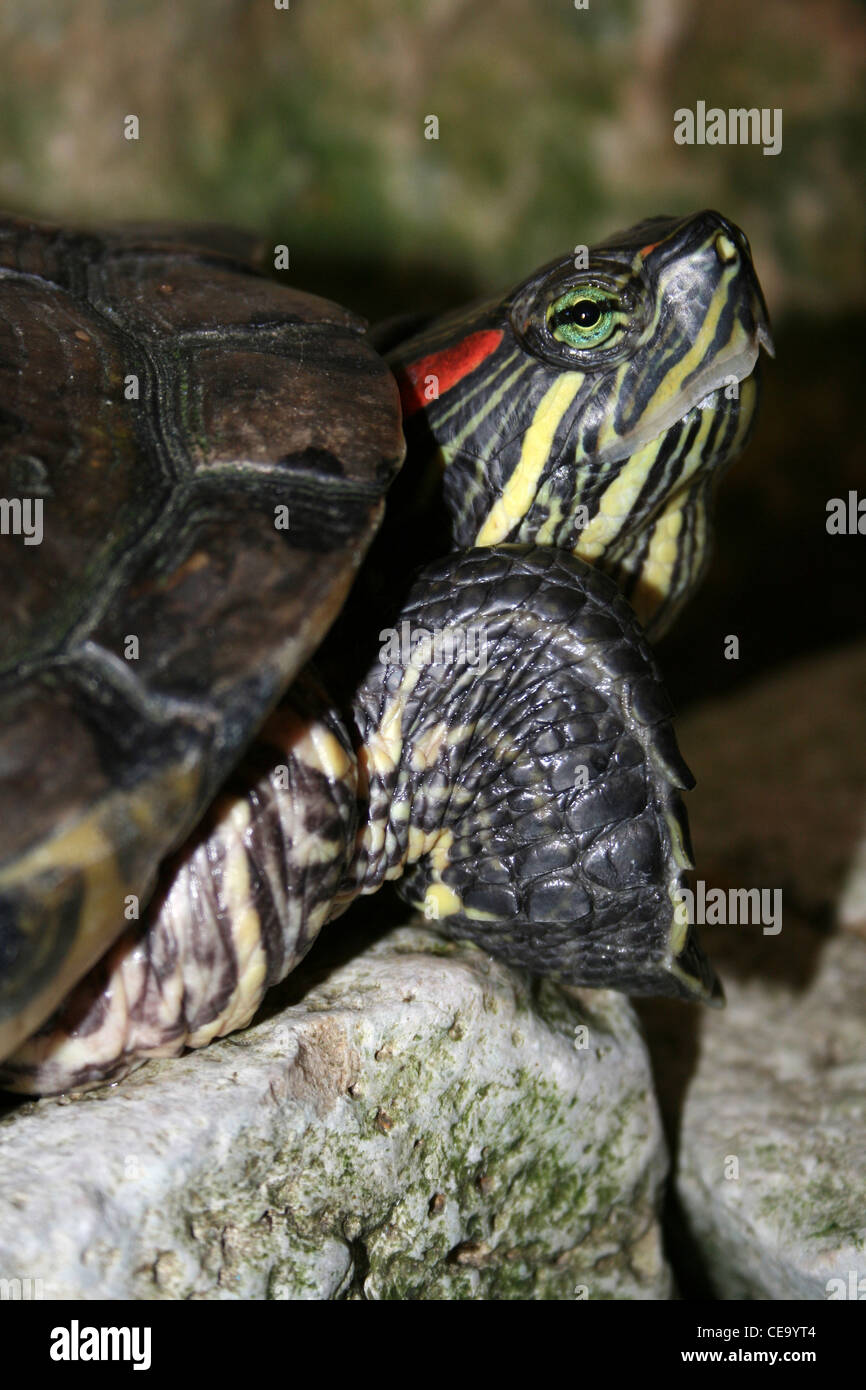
[0,923,670,1300]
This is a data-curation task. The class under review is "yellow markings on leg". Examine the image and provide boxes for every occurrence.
[405,824,455,876]
[188,796,267,1047]
[409,719,451,773]
[475,372,584,544]
[356,665,422,872]
[664,808,695,871]
[262,705,352,785]
[308,726,352,782]
[361,665,422,782]
[668,880,690,958]
[670,955,714,1001]
[423,882,464,920]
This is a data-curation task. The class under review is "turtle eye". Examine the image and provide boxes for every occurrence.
[547,285,618,349]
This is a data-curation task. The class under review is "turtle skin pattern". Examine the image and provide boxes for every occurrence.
[352,545,711,1001]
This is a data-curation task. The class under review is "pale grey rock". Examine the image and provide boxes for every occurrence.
[838,829,866,933]
[647,925,866,1300]
[0,923,670,1300]
[642,642,866,1300]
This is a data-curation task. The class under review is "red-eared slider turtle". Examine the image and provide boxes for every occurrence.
[0,209,772,1093]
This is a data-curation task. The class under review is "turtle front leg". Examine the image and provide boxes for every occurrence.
[1,547,718,1095]
[347,545,720,1005]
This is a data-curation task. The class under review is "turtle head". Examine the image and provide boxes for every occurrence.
[392,210,773,636]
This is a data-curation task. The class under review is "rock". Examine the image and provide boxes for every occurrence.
[641,642,866,1300]
[0,922,670,1300]
[645,924,866,1300]
[838,829,866,934]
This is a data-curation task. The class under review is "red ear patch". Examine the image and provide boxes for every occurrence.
[395,329,503,418]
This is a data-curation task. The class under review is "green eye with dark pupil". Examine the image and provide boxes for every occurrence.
[548,286,618,349]
[564,300,603,328]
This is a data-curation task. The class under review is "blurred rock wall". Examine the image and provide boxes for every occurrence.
[0,0,862,316]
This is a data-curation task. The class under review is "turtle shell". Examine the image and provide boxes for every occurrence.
[0,213,404,1062]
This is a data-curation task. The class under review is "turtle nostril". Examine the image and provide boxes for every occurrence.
[714,231,739,265]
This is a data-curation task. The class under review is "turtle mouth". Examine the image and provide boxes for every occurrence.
[598,319,774,467]
[674,318,774,421]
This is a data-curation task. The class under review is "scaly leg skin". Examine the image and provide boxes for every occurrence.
[349,546,718,999]
[0,547,718,1095]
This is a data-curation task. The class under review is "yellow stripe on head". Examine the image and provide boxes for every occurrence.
[594,260,738,461]
[475,371,584,545]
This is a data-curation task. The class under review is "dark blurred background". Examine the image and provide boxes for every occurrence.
[1,0,863,703]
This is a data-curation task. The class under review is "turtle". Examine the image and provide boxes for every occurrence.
[0,208,772,1094]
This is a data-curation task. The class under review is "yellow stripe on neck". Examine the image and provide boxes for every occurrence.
[575,431,665,560]
[475,371,583,545]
